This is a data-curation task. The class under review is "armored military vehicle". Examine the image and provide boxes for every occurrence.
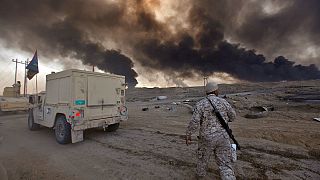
[0,81,29,113]
[28,69,128,144]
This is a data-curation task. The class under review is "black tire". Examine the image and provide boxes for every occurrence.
[54,116,71,144]
[107,123,120,132]
[28,110,40,131]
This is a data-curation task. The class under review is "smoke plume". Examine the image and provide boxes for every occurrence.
[0,0,319,86]
[0,0,138,86]
[134,5,320,81]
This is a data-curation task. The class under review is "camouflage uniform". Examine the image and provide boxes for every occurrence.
[186,94,236,180]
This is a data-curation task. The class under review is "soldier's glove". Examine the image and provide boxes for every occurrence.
[185,135,192,146]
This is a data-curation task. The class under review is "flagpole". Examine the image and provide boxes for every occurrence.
[36,50,38,103]
[26,50,39,101]
[36,74,38,104]
[24,59,29,97]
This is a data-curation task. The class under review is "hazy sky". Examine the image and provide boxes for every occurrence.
[0,0,319,94]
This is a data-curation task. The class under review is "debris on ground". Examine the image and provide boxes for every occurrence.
[245,106,269,119]
[167,106,176,112]
[156,96,168,100]
[154,106,160,109]
[265,105,275,111]
[313,118,320,122]
[142,107,149,111]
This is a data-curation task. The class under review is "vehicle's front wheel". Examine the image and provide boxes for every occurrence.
[107,123,120,132]
[28,109,40,131]
[54,116,71,144]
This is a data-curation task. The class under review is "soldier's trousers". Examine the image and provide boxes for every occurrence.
[197,133,236,180]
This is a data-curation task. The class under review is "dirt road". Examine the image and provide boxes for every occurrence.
[1,80,320,179]
[0,112,197,180]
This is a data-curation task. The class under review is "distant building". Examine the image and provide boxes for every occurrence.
[3,81,21,97]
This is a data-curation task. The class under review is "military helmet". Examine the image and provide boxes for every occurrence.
[205,82,218,93]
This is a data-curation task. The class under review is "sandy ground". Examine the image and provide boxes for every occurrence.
[0,80,320,179]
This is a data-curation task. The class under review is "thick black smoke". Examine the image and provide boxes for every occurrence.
[134,6,320,81]
[0,0,319,86]
[195,0,320,65]
[0,0,138,86]
[38,21,138,86]
[136,37,320,82]
[236,0,320,54]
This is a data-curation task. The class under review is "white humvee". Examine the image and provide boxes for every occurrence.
[28,69,128,144]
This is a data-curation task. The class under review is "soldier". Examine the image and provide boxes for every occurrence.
[186,82,236,179]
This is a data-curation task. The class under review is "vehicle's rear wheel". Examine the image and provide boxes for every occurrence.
[54,116,71,144]
[28,109,40,131]
[107,123,120,132]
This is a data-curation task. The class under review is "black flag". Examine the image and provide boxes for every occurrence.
[26,50,39,80]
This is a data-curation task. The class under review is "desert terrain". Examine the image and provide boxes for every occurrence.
[0,80,320,179]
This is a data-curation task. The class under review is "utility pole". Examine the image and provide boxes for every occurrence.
[24,59,29,96]
[12,59,18,84]
[203,76,208,87]
[12,59,27,96]
[12,59,27,84]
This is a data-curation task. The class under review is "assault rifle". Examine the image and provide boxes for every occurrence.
[206,97,241,150]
